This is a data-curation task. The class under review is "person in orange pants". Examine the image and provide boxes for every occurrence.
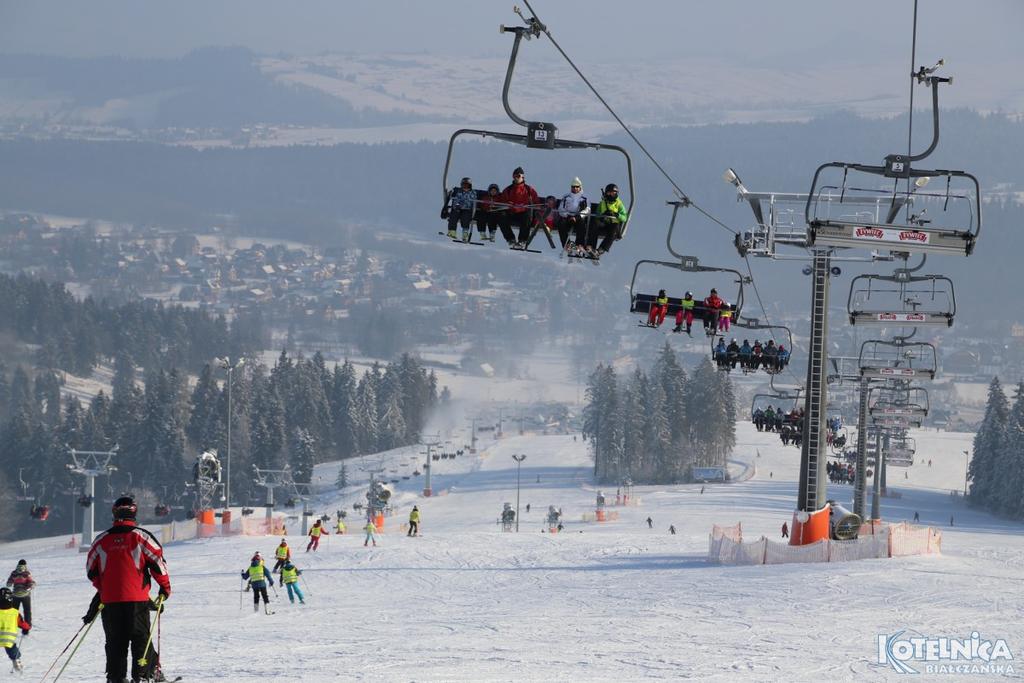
[647,289,669,327]
[306,520,328,552]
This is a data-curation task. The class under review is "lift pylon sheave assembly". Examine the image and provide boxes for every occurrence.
[629,201,748,332]
[441,7,634,248]
[805,62,981,257]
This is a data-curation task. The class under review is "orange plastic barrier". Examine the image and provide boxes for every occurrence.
[789,505,830,546]
[374,513,385,532]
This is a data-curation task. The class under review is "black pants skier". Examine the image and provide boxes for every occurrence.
[252,582,270,611]
[446,208,473,234]
[272,558,286,574]
[13,595,30,625]
[407,521,419,537]
[100,601,157,682]
[477,210,500,239]
[500,211,532,245]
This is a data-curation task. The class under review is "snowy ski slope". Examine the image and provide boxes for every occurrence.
[4,423,1022,682]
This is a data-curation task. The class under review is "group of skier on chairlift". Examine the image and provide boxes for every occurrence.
[713,338,791,373]
[645,288,733,336]
[443,167,627,258]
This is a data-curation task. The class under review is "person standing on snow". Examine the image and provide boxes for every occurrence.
[242,558,274,614]
[363,520,378,547]
[781,522,789,538]
[646,517,653,529]
[6,560,34,626]
[0,587,29,672]
[272,539,291,574]
[85,496,171,683]
[336,517,347,535]
[280,561,305,605]
[407,506,421,537]
[306,520,328,552]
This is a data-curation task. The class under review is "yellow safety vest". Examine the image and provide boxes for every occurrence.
[681,298,695,310]
[0,608,18,649]
[310,526,322,538]
[247,564,265,582]
[281,567,299,584]
[275,545,289,559]
[364,523,375,534]
[656,296,668,306]
[336,521,346,533]
[721,308,732,318]
[409,510,420,523]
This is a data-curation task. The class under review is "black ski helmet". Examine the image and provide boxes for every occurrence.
[112,495,138,521]
[604,183,619,195]
[460,176,472,188]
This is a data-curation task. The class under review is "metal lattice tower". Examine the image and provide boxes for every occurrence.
[797,250,831,513]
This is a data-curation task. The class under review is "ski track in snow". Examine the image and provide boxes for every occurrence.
[4,424,1023,681]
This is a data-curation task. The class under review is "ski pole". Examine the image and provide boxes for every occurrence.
[38,617,89,682]
[238,576,245,611]
[300,574,312,597]
[270,582,279,598]
[136,596,164,669]
[52,604,104,682]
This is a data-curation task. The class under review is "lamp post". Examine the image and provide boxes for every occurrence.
[512,454,526,532]
[219,357,245,509]
[962,449,970,498]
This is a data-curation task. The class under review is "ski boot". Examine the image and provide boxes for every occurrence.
[672,324,682,333]
[487,231,496,242]
[13,658,22,672]
[462,230,471,243]
[446,230,456,239]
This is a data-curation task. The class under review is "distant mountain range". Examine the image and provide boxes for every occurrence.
[2,47,1021,146]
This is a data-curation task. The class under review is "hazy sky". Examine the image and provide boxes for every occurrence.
[1,0,1021,68]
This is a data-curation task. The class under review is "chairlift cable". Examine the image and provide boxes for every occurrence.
[521,0,737,237]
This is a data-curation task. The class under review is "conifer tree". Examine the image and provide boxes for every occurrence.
[968,377,1008,506]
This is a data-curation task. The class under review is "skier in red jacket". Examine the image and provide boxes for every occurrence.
[85,496,171,683]
[497,166,539,248]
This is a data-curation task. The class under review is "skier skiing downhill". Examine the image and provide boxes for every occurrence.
[363,520,378,547]
[273,539,291,573]
[407,506,421,537]
[280,562,305,605]
[5,560,34,626]
[306,520,328,552]
[85,495,171,683]
[241,558,274,614]
[0,587,29,672]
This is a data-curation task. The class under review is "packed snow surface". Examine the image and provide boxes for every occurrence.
[5,423,1022,681]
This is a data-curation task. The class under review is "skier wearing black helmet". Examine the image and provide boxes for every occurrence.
[443,177,478,242]
[589,183,628,256]
[476,182,503,242]
[85,495,171,683]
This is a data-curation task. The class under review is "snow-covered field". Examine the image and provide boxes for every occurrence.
[5,423,1022,682]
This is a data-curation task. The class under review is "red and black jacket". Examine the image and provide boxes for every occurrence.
[86,520,171,604]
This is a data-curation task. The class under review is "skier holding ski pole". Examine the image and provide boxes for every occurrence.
[85,495,171,683]
[241,558,275,614]
[0,587,29,673]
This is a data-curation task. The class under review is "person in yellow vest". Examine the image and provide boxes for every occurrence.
[280,561,305,605]
[363,520,377,547]
[407,506,421,537]
[241,558,274,614]
[647,289,669,327]
[0,587,29,672]
[306,519,328,552]
[718,300,733,333]
[272,538,291,574]
[336,517,346,535]
[672,292,696,335]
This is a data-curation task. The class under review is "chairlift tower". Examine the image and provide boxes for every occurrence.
[421,433,441,497]
[67,447,118,550]
[252,466,294,524]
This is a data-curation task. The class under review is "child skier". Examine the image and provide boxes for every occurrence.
[273,538,291,573]
[336,517,347,535]
[364,520,377,547]
[242,558,274,614]
[407,506,421,537]
[306,519,328,552]
[0,587,29,672]
[5,560,34,626]
[280,562,305,605]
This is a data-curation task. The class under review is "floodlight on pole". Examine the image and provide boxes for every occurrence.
[512,454,526,532]
[219,356,245,509]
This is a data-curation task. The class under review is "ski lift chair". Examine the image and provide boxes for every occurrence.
[441,12,634,256]
[806,61,981,257]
